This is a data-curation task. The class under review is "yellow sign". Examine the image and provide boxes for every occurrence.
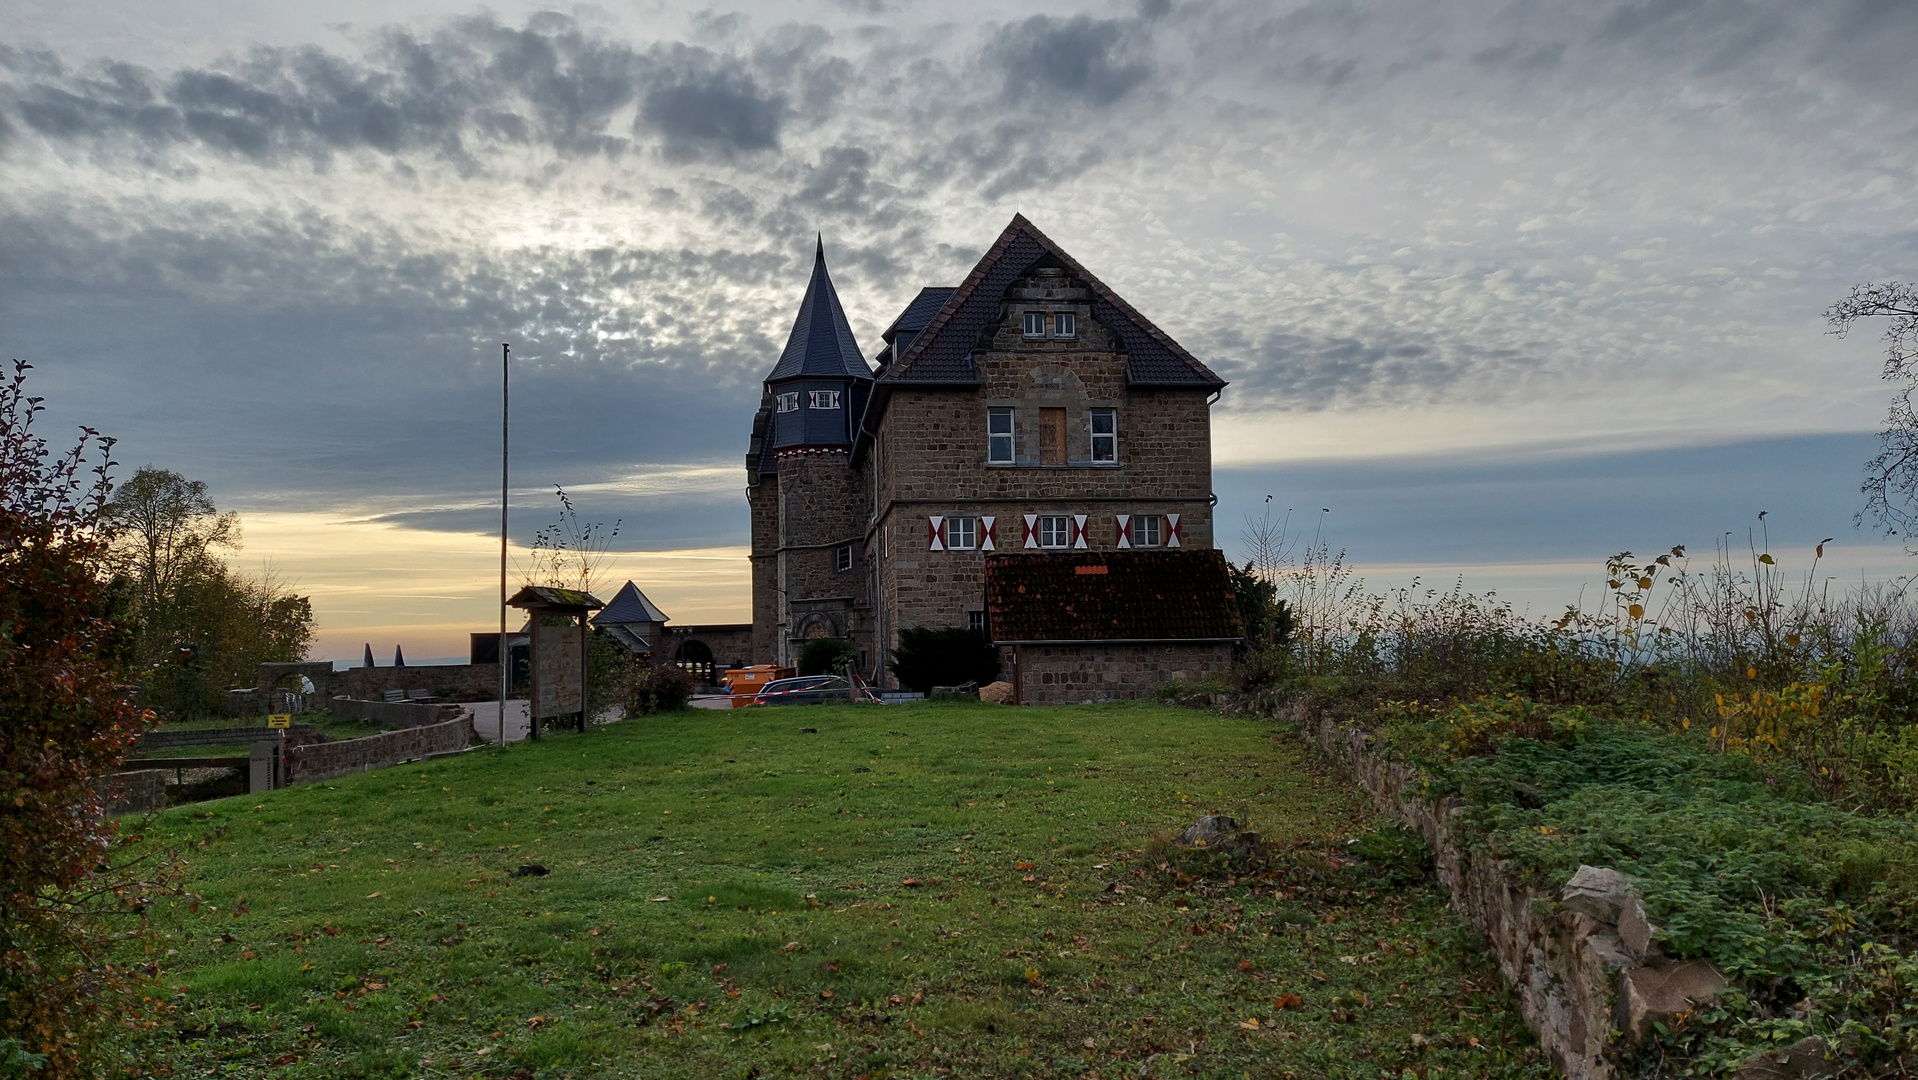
[267,714,292,729]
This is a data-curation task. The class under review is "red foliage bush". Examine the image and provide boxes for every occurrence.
[1,360,166,1075]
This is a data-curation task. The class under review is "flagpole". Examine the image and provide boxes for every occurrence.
[499,342,510,747]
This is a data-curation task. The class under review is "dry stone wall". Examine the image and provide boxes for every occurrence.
[288,713,478,785]
[1305,708,1744,1080]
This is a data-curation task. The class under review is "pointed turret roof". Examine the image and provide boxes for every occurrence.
[592,580,670,626]
[766,237,871,382]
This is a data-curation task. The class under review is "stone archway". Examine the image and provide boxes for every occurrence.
[675,638,715,684]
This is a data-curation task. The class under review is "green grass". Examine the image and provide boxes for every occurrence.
[124,702,1548,1079]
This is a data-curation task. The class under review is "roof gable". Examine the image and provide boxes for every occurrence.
[984,550,1243,643]
[593,580,670,626]
[880,215,1226,389]
[766,237,873,383]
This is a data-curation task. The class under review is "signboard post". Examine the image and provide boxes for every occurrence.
[268,714,291,788]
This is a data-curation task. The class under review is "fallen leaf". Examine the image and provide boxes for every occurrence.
[1274,994,1303,1010]
[1239,1018,1260,1030]
[365,892,383,899]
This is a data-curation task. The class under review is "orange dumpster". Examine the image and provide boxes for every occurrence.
[724,665,794,708]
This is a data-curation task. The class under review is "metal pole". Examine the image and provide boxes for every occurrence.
[499,343,510,747]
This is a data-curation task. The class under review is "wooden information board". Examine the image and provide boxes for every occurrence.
[531,614,583,719]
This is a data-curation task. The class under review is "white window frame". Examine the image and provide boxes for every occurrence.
[987,407,1015,463]
[947,516,978,551]
[808,389,841,410]
[1134,514,1163,547]
[1052,311,1076,338]
[1022,311,1046,338]
[968,610,985,634]
[1037,515,1070,549]
[775,392,799,413]
[835,544,853,572]
[1090,408,1116,462]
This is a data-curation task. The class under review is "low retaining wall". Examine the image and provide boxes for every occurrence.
[1303,707,1732,1080]
[329,663,502,702]
[328,696,462,727]
[137,724,319,750]
[287,713,478,785]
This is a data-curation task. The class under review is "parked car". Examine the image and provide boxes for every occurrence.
[750,675,876,706]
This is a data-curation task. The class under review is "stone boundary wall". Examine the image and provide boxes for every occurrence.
[328,697,463,727]
[329,663,501,702]
[287,713,478,785]
[1302,707,1740,1080]
[137,725,320,750]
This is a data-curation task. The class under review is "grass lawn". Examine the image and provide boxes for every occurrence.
[126,702,1549,1079]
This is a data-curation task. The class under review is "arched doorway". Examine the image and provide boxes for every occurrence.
[676,639,715,685]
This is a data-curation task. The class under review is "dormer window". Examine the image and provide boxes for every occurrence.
[776,392,800,413]
[1052,312,1076,338]
[808,389,841,410]
[1022,311,1046,337]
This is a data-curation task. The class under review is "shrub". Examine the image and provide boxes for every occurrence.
[888,627,999,694]
[797,637,859,677]
[1,360,170,1076]
[626,663,693,715]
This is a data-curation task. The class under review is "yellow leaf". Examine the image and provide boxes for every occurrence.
[1747,667,1757,680]
[1628,604,1644,620]
[1786,635,1800,648]
[1636,577,1652,590]
[1758,553,1774,565]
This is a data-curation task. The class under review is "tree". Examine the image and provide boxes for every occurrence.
[1827,282,1918,537]
[1,360,168,1076]
[797,637,860,677]
[102,467,313,717]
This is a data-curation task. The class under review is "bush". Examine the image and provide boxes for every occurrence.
[797,637,859,677]
[1,360,170,1075]
[626,663,694,715]
[888,627,999,694]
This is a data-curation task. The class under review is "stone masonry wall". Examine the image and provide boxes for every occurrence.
[775,449,873,667]
[329,663,501,702]
[1015,642,1232,704]
[749,470,782,664]
[1302,708,1749,1080]
[287,713,478,785]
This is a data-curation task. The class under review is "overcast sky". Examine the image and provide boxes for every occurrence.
[4,0,1915,661]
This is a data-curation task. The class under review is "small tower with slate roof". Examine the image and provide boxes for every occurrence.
[746,238,875,666]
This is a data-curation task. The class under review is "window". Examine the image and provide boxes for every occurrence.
[835,544,853,572]
[987,407,1014,463]
[968,610,985,634]
[1038,515,1070,548]
[775,392,799,413]
[1052,312,1076,338]
[1134,514,1162,547]
[1090,408,1116,462]
[1039,408,1066,465]
[947,516,978,551]
[808,389,840,409]
[1022,311,1046,337]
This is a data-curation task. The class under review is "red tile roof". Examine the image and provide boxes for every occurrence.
[984,549,1243,643]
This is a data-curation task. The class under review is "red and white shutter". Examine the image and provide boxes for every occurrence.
[928,515,946,551]
[1165,513,1183,547]
[980,516,997,551]
[1022,514,1039,549]
[1071,514,1089,549]
[1115,514,1132,549]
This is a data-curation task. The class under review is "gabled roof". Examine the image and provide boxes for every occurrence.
[765,237,872,383]
[984,550,1243,644]
[593,580,669,626]
[881,215,1227,388]
[881,286,958,342]
[507,585,605,611]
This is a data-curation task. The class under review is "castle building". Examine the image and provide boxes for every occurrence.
[748,215,1240,697]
